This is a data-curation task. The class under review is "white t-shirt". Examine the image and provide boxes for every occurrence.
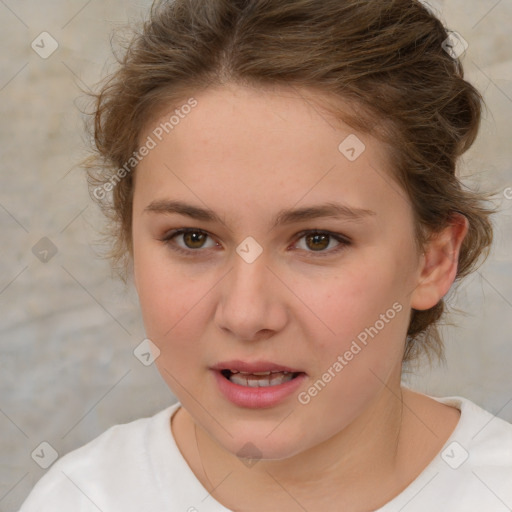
[19,395,512,512]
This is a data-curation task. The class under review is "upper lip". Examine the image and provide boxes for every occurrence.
[211,359,305,374]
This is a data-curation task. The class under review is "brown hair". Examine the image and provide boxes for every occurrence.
[84,0,496,364]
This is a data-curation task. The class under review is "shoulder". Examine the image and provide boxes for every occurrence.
[432,395,512,507]
[19,403,180,511]
[437,395,512,465]
[438,397,512,472]
[381,393,512,511]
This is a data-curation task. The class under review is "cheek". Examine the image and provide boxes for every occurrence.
[134,244,204,345]
[293,257,411,400]
[298,263,406,348]
[298,276,407,427]
[136,263,211,391]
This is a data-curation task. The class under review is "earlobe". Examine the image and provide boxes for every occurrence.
[410,214,469,311]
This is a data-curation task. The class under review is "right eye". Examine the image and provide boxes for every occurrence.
[159,228,220,256]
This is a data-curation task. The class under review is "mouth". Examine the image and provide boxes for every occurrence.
[219,369,303,387]
[211,360,307,408]
[211,360,306,388]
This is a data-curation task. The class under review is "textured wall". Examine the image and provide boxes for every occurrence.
[0,1,511,510]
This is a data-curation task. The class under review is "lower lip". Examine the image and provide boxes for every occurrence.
[211,370,307,409]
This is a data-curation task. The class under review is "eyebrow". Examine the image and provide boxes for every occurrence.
[144,199,376,229]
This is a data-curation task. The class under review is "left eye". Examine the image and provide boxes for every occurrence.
[292,231,349,254]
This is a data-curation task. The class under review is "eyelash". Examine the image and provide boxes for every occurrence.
[158,228,351,258]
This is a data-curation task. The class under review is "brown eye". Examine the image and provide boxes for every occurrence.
[293,230,351,256]
[160,228,218,255]
[305,233,330,251]
[183,231,208,249]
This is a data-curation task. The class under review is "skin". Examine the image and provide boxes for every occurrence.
[131,83,467,511]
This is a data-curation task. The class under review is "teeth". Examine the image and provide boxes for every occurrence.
[235,370,290,376]
[229,371,296,387]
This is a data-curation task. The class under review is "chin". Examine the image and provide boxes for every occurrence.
[217,426,311,462]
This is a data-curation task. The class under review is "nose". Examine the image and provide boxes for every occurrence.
[214,250,289,342]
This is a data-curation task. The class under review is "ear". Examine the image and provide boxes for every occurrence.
[410,213,469,311]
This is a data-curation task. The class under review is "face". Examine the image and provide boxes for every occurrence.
[132,83,424,460]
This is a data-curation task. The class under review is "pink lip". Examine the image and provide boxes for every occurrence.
[210,360,307,409]
[211,359,304,373]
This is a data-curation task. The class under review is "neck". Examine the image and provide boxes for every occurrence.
[183,377,415,510]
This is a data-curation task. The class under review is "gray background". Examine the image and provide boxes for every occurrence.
[0,1,511,510]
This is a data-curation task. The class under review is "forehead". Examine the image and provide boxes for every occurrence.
[134,84,410,222]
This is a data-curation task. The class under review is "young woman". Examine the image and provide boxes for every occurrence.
[20,0,512,510]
